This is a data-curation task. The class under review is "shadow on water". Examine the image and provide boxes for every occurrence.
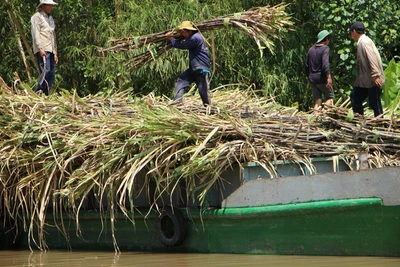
[0,251,399,267]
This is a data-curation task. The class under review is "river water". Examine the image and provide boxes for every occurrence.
[0,251,399,267]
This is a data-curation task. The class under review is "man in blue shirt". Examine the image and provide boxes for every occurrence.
[166,21,211,106]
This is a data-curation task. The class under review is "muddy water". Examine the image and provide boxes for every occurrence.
[0,251,399,267]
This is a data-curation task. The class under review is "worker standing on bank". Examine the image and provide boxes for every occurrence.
[166,21,211,106]
[349,21,385,117]
[31,0,59,96]
[305,30,334,114]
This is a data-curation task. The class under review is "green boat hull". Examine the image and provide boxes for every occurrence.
[5,162,400,256]
[19,198,400,256]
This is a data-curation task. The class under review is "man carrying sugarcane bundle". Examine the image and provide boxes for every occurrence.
[166,21,211,106]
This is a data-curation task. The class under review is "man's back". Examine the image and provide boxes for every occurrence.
[306,45,330,84]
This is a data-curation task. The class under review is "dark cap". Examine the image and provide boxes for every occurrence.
[350,21,365,32]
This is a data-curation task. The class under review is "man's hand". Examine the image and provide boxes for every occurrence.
[373,77,383,87]
[166,32,174,40]
[326,78,332,88]
[39,48,46,58]
[326,74,332,88]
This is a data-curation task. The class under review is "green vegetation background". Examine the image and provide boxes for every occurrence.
[1,0,399,111]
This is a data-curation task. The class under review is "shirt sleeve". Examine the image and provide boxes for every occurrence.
[321,47,330,75]
[170,35,198,50]
[363,42,382,78]
[31,15,43,50]
[52,17,57,56]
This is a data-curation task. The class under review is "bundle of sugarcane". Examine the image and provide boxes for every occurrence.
[99,3,293,69]
[1,83,399,250]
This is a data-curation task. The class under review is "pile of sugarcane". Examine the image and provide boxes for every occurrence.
[1,83,399,250]
[98,4,293,69]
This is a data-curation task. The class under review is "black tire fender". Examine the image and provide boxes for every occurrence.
[155,206,187,247]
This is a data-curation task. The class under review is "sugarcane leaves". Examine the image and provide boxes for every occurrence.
[133,36,140,47]
[223,18,230,27]
[1,86,399,251]
[345,109,354,122]
[103,4,293,68]
[190,126,220,161]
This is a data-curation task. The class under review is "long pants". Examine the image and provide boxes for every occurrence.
[174,69,210,106]
[350,86,383,117]
[35,52,56,96]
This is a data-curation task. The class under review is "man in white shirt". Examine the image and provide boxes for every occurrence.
[31,0,58,95]
[350,21,385,117]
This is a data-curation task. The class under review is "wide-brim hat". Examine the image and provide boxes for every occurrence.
[316,30,332,43]
[37,0,58,8]
[178,21,197,31]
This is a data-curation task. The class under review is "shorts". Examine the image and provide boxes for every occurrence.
[311,83,334,100]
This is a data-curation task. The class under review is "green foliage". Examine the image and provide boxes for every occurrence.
[345,109,354,122]
[304,0,400,93]
[382,58,400,110]
[1,0,399,112]
[0,0,35,82]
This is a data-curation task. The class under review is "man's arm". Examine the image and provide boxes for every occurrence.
[170,35,198,50]
[363,42,384,87]
[31,15,42,51]
[322,48,332,88]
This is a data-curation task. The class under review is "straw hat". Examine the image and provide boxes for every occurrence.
[178,21,197,31]
[37,0,58,8]
[316,30,332,43]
